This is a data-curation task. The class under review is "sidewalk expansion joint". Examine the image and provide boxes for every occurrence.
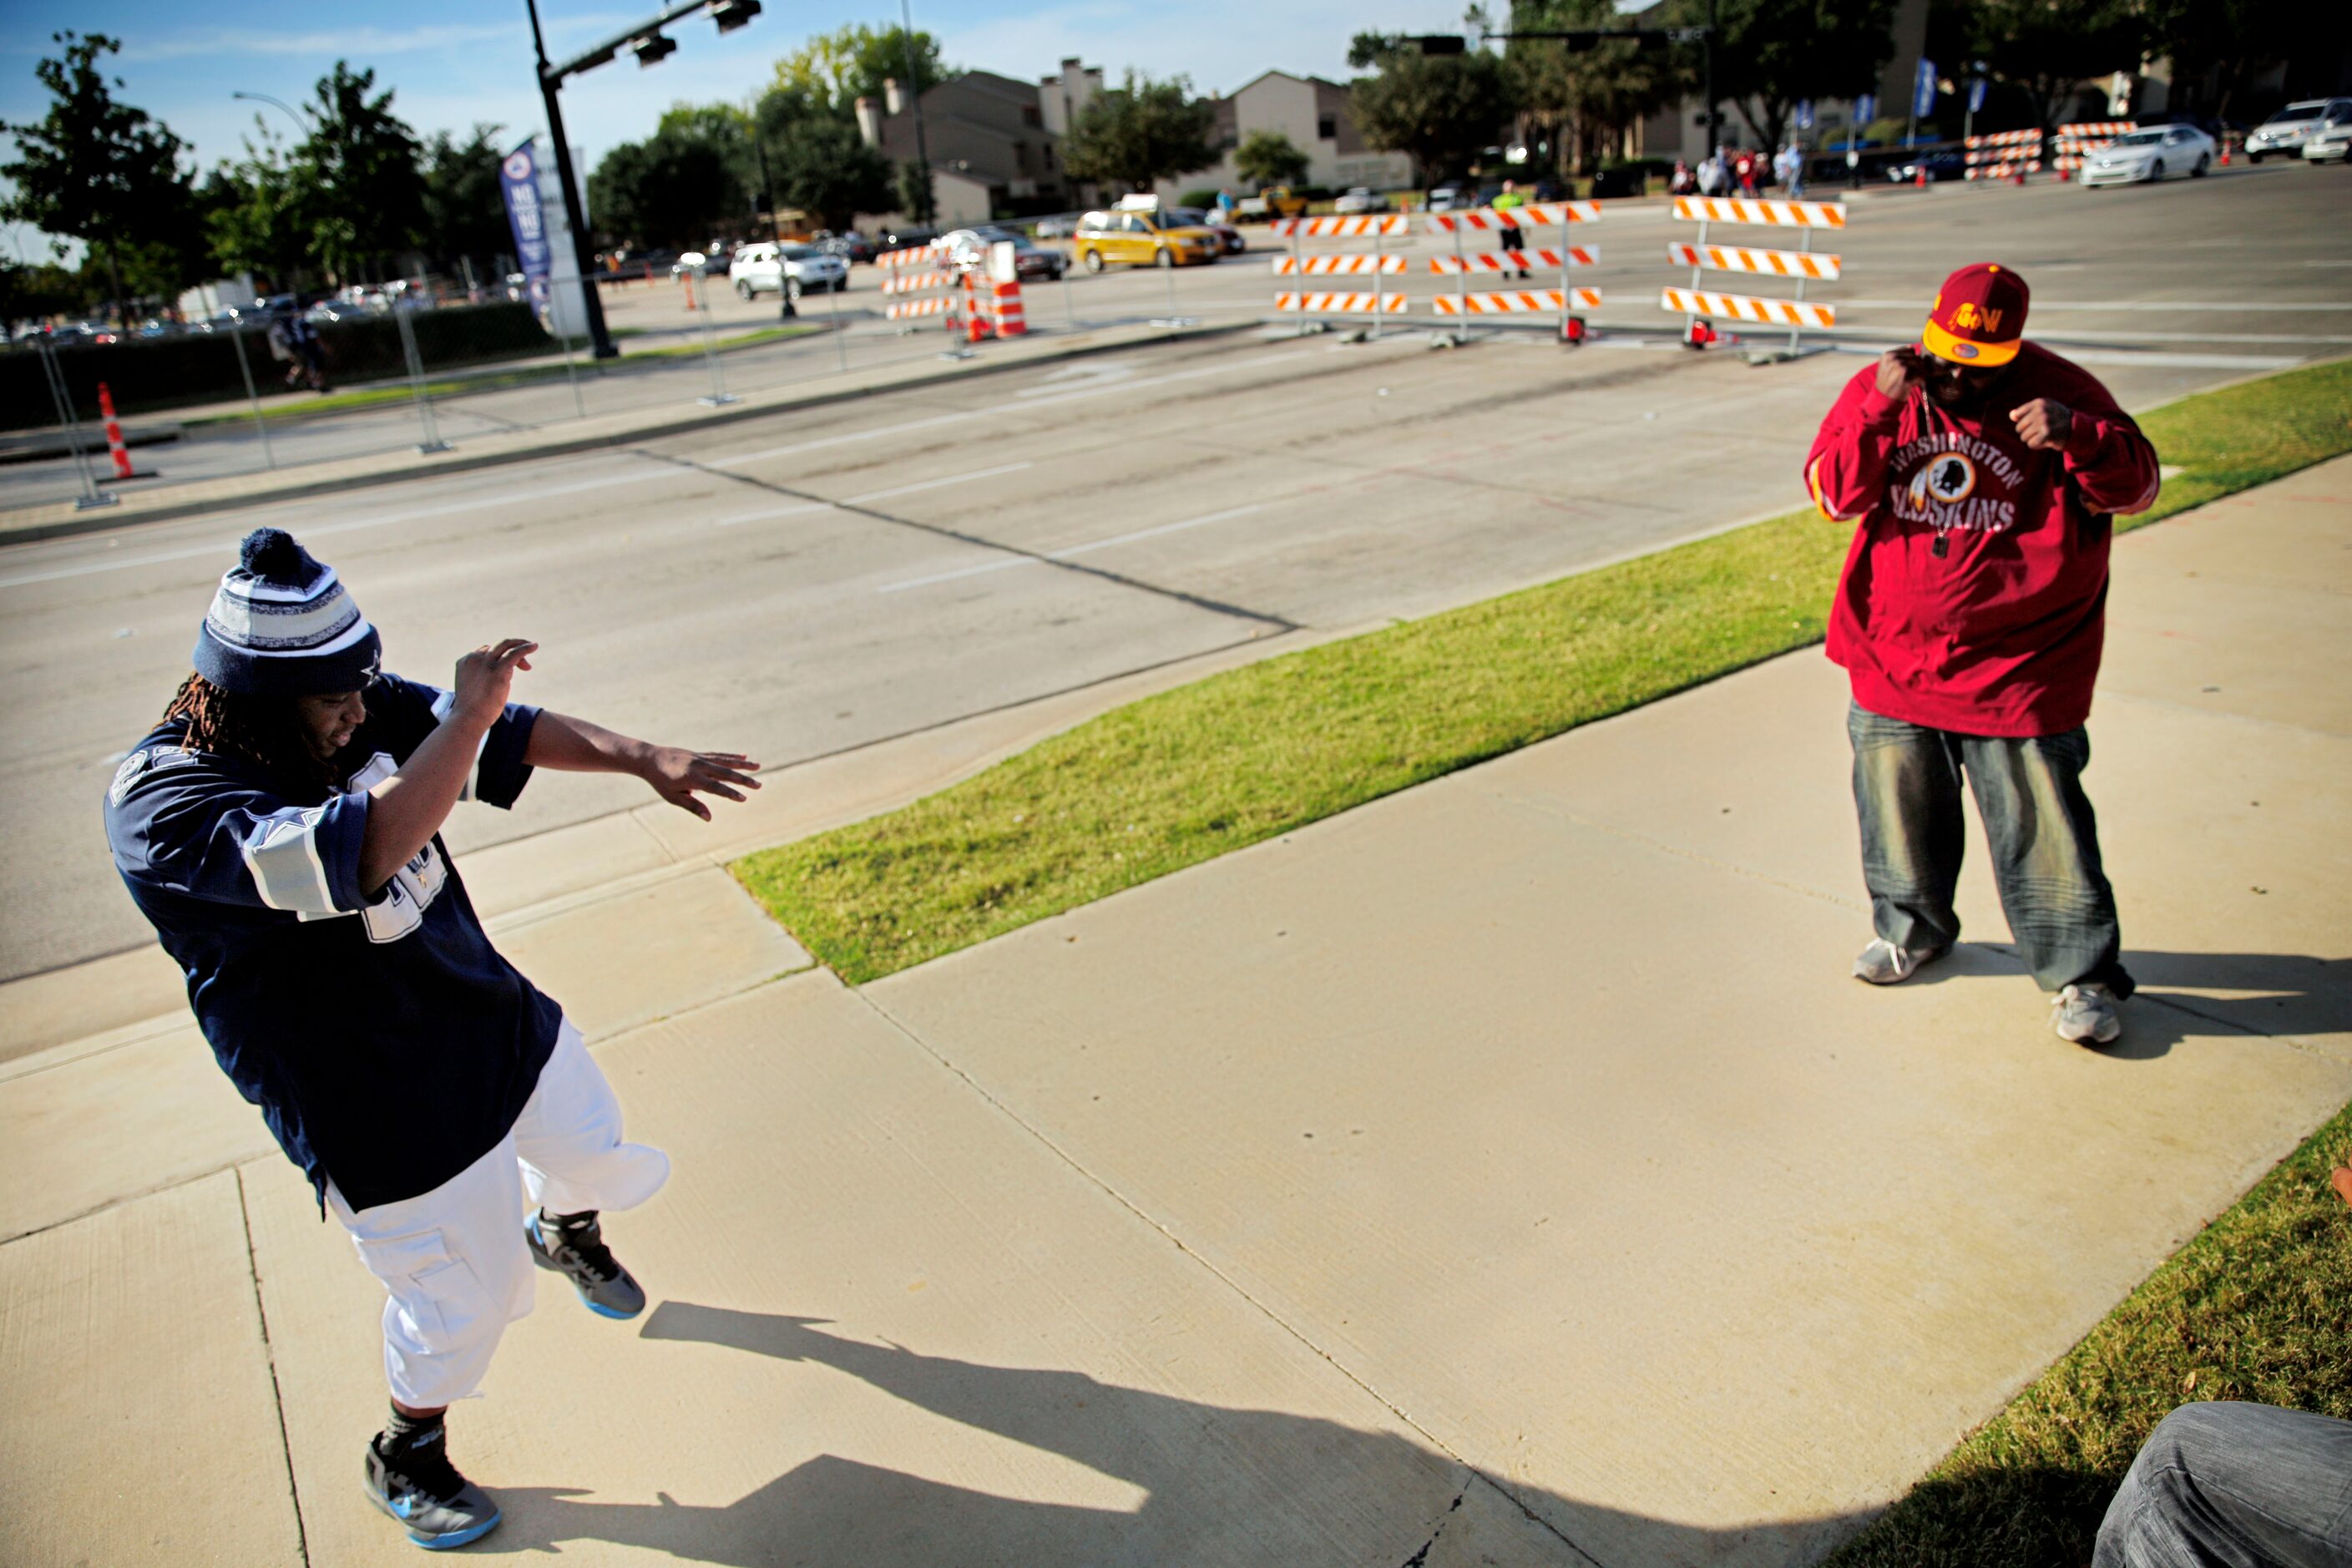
[842,983,1599,1565]
[235,1165,312,1568]
[632,448,1301,634]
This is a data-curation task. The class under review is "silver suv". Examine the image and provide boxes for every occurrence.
[2247,99,2352,161]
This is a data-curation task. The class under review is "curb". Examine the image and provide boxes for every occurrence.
[0,319,1258,549]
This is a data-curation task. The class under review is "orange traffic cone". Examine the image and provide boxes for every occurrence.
[97,382,154,481]
[683,269,697,311]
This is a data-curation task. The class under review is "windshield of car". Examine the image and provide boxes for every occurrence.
[2265,104,2324,124]
[2110,130,2165,146]
[777,245,812,260]
[1166,208,1209,225]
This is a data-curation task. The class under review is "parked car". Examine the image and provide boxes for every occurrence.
[1233,185,1310,223]
[1032,214,1080,239]
[2246,99,2352,161]
[1427,185,1469,211]
[879,225,938,252]
[2302,119,2352,163]
[944,226,1069,281]
[1333,186,1389,215]
[1163,207,1246,254]
[729,241,849,298]
[1882,149,1967,184]
[2080,123,2215,185]
[812,230,877,264]
[670,250,731,278]
[1070,207,1222,270]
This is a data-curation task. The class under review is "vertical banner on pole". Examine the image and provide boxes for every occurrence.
[499,141,554,326]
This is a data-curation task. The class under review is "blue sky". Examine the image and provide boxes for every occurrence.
[3,0,1454,264]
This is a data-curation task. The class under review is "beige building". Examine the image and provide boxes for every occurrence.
[1156,70,1414,202]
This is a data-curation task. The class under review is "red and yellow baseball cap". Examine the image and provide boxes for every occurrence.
[1922,262,2030,367]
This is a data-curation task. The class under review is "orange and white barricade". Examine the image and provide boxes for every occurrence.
[882,249,965,338]
[1965,128,2043,182]
[1274,291,1409,315]
[983,277,1025,336]
[1426,200,1604,341]
[1270,213,1413,330]
[2052,121,2133,176]
[1668,194,1844,351]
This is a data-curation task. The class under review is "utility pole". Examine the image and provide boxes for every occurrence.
[899,0,933,225]
[525,0,619,358]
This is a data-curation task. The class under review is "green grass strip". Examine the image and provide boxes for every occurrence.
[736,356,2352,984]
[1821,1100,2352,1566]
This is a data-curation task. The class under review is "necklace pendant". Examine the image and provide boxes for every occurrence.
[1932,535,1950,558]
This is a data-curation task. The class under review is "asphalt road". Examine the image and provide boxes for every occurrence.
[6,161,2346,512]
[1,163,2346,981]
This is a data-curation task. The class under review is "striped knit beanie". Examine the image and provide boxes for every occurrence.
[192,529,382,696]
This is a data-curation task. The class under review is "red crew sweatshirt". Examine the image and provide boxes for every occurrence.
[1804,341,2162,737]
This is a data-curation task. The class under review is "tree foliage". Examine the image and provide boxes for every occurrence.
[1960,0,2147,133]
[589,110,751,250]
[895,159,938,225]
[1500,0,1680,174]
[0,32,198,317]
[1349,43,1512,188]
[1060,71,1218,194]
[2137,0,2339,121]
[770,114,893,230]
[769,23,951,115]
[1234,129,1311,190]
[1671,0,1899,150]
[288,63,427,283]
[419,125,511,273]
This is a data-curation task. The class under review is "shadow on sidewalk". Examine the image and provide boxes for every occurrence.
[473,1302,1892,1566]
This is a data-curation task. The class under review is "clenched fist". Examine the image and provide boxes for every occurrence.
[2011,398,2075,452]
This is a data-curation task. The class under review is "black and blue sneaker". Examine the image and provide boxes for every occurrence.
[525,1208,647,1320]
[363,1425,501,1550]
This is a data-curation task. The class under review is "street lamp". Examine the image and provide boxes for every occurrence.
[232,90,311,136]
[523,0,763,360]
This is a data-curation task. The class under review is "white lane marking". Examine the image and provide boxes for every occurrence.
[707,462,1036,528]
[706,349,1317,469]
[878,503,1267,594]
[0,462,674,591]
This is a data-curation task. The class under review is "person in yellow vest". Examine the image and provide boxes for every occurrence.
[1491,180,1530,279]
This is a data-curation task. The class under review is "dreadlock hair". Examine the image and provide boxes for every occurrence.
[160,671,341,798]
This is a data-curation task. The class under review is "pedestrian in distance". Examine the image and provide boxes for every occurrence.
[1735,146,1759,195]
[102,529,762,1550]
[1776,142,1806,198]
[1671,158,1697,195]
[1493,178,1530,279]
[1803,263,2162,1045]
[1698,150,1727,196]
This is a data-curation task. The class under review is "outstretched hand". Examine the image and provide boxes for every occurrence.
[2011,397,2075,451]
[639,746,762,821]
[453,639,537,727]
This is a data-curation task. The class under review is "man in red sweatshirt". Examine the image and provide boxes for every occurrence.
[1803,262,2162,1044]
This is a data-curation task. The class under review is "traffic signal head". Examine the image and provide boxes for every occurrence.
[712,1,761,34]
[632,33,677,66]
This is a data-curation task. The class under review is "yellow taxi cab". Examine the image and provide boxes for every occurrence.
[1070,202,1222,271]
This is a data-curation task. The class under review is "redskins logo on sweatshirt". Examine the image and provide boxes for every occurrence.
[1886,429,2028,534]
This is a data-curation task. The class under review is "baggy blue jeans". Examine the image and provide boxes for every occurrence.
[2094,1402,2352,1567]
[1848,701,2133,995]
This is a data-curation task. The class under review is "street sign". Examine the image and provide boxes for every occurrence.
[1968,78,1987,114]
[1913,58,1938,119]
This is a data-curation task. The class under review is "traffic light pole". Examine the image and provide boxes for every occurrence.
[526,0,619,359]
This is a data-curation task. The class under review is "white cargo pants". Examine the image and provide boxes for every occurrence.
[327,1021,669,1409]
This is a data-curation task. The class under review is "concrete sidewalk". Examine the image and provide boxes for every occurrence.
[2,460,2344,1566]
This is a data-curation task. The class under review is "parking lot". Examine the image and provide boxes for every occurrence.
[2,161,2347,982]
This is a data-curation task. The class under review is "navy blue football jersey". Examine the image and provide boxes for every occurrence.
[103,674,563,1211]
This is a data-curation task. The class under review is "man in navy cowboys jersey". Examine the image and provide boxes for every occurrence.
[104,529,761,1550]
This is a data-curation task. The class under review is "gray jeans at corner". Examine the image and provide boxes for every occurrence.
[2094,1402,2352,1567]
[1848,701,2133,995]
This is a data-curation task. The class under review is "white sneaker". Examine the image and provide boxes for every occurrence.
[2052,983,2123,1045]
[1853,938,1947,986]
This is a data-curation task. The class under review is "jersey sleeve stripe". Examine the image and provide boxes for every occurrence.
[243,808,340,915]
[427,686,493,803]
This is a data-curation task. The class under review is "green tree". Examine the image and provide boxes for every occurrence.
[1667,0,1899,152]
[1060,71,1218,195]
[589,114,751,250]
[288,63,427,283]
[1961,0,2147,134]
[0,32,196,326]
[205,129,309,289]
[894,159,937,225]
[2142,0,2337,122]
[0,257,95,323]
[1499,0,1680,175]
[1348,43,1512,190]
[419,125,513,275]
[1234,129,1312,190]
[768,116,893,230]
[769,23,952,114]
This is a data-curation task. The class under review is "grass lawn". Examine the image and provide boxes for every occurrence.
[180,323,826,427]
[1821,1103,2352,1566]
[735,356,2352,985]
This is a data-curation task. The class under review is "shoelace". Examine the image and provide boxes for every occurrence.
[546,1219,621,1284]
[382,1435,468,1505]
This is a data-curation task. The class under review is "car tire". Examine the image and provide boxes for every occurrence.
[736,280,754,300]
[1156,247,1175,268]
[1082,250,1104,274]
[2150,159,2164,181]
[2193,153,2209,176]
[2248,150,2264,163]
[833,278,848,294]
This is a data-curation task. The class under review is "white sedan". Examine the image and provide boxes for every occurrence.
[2080,124,2216,186]
[729,242,849,299]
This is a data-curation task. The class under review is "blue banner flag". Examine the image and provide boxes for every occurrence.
[1968,77,1987,114]
[499,141,552,316]
[1914,58,1939,119]
[1855,93,1878,125]
[1795,99,1815,130]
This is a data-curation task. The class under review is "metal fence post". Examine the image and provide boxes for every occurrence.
[393,306,453,453]
[225,325,276,470]
[695,271,740,405]
[551,271,587,419]
[827,270,848,372]
[36,341,115,509]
